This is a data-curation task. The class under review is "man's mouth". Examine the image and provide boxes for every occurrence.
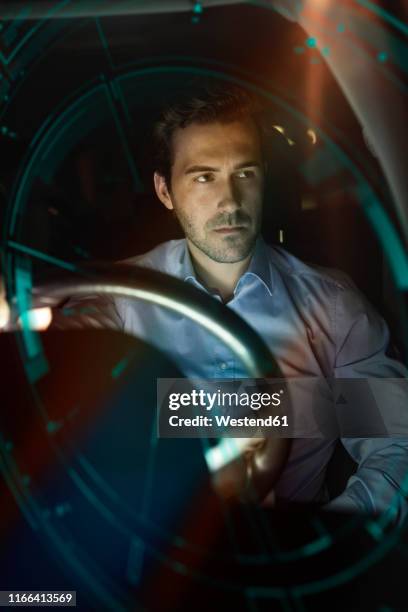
[213,226,247,234]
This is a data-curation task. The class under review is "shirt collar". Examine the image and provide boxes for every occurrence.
[238,236,273,296]
[178,236,273,297]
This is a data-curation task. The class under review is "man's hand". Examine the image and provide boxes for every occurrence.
[0,276,10,329]
[0,275,53,331]
[210,436,290,504]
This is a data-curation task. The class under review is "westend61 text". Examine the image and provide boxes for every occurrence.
[169,415,289,427]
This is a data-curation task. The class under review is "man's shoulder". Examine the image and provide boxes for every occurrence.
[116,239,186,275]
[269,245,374,330]
[268,244,355,292]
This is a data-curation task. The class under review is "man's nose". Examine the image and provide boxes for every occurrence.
[216,176,242,210]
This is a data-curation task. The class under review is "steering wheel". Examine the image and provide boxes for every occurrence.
[8,261,292,503]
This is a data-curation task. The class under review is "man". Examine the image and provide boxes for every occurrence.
[4,83,408,522]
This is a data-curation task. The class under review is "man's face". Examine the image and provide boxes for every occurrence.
[154,118,265,263]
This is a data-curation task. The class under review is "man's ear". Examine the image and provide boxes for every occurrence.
[153,172,174,210]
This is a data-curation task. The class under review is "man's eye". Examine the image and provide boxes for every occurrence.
[195,174,213,183]
[236,170,255,179]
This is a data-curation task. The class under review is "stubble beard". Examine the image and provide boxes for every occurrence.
[174,209,259,264]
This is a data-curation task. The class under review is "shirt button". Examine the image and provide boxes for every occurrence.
[220,362,228,370]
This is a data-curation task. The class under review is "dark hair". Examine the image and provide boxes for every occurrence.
[152,81,266,188]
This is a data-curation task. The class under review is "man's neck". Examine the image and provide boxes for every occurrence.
[187,239,254,303]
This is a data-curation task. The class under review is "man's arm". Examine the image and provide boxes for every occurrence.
[0,266,125,333]
[325,280,408,525]
[50,293,124,331]
[325,438,408,525]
